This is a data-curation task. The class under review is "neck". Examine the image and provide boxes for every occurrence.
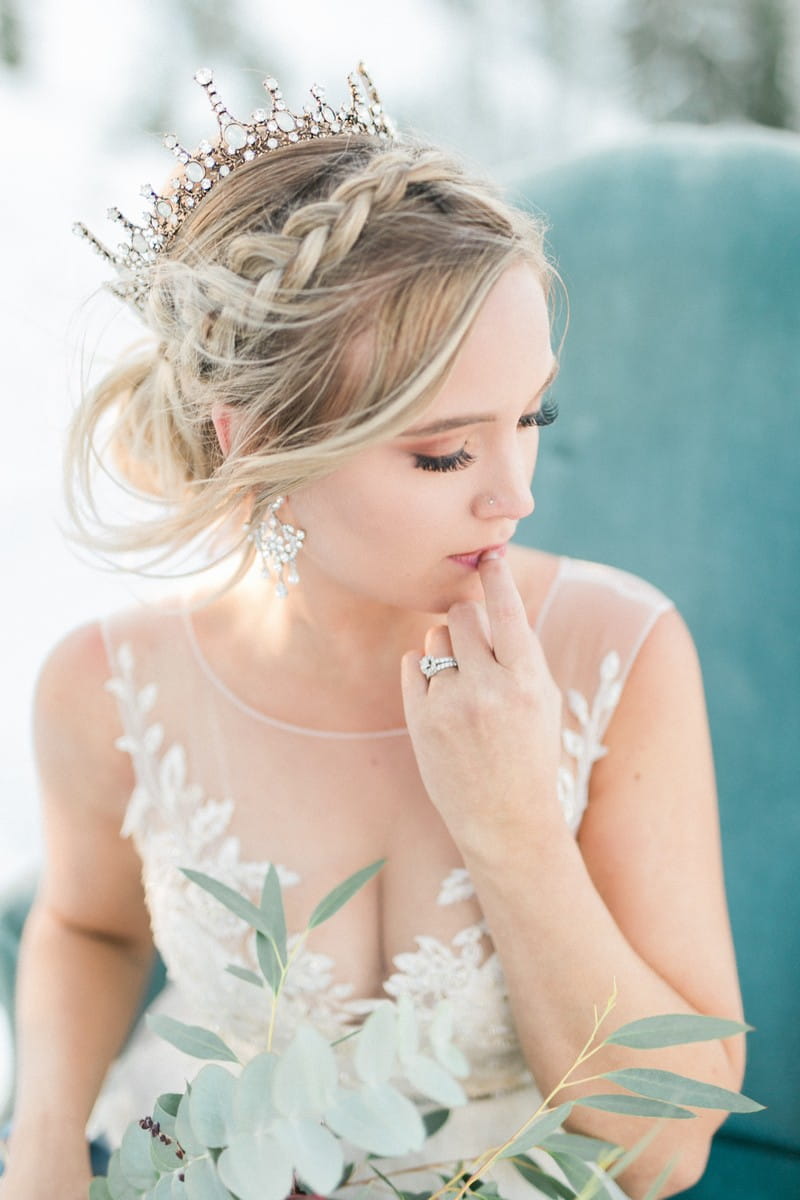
[237,562,441,687]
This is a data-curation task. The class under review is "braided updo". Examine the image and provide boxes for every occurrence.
[67,134,552,578]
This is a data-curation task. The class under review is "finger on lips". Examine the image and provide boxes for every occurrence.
[477,554,531,667]
[446,600,492,670]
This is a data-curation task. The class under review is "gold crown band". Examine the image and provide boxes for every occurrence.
[73,63,395,314]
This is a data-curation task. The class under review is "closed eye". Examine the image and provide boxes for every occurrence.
[519,395,559,428]
[413,446,476,472]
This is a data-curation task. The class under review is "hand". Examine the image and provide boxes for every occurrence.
[401,554,563,853]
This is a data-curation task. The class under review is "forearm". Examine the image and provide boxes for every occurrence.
[462,824,741,1197]
[10,901,153,1153]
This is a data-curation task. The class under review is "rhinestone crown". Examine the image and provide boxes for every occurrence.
[73,63,395,314]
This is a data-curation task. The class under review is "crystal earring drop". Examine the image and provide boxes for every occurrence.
[246,496,306,599]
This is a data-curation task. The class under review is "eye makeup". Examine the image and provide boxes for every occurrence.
[412,395,559,473]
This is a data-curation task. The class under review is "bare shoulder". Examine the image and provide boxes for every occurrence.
[34,617,157,942]
[34,618,134,820]
[598,601,706,768]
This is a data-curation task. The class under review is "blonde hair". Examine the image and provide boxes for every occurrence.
[67,134,552,581]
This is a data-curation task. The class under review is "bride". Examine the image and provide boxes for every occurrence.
[0,65,744,1199]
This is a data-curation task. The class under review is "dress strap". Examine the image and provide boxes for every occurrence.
[537,558,674,829]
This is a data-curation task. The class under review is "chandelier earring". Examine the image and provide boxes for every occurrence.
[246,497,306,599]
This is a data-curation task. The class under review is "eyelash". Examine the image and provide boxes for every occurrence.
[413,396,559,473]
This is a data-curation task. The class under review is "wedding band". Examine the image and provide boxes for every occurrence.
[419,654,459,679]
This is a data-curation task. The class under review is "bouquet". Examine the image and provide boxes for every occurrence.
[89,861,761,1200]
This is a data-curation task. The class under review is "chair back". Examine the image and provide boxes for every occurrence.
[512,127,800,1156]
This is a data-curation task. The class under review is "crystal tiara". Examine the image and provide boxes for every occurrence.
[73,63,395,314]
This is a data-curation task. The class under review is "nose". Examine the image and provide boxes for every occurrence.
[473,449,536,522]
[474,489,534,521]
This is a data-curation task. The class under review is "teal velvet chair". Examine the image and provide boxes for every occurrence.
[2,128,799,1195]
[512,127,800,1195]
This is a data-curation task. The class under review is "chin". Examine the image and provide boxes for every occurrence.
[424,574,485,615]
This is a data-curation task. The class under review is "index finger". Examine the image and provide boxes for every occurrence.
[478,553,534,667]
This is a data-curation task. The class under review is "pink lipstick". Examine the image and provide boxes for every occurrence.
[448,543,507,569]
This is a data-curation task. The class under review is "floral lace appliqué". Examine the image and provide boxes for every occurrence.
[558,650,623,831]
[103,638,627,1096]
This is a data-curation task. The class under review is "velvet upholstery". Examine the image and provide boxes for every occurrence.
[511,126,800,1195]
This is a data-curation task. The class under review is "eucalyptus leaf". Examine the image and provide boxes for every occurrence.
[428,999,454,1050]
[271,1114,345,1194]
[120,1123,159,1189]
[146,1014,239,1064]
[548,1151,616,1200]
[255,930,283,994]
[181,869,274,937]
[499,1102,574,1158]
[271,1023,339,1117]
[308,858,385,928]
[145,1177,178,1200]
[602,1068,764,1113]
[169,1175,188,1200]
[604,1014,752,1050]
[153,1092,182,1139]
[233,1052,278,1133]
[403,1052,466,1107]
[226,965,264,988]
[575,1094,694,1119]
[107,1149,145,1200]
[539,1132,619,1164]
[428,1001,470,1078]
[355,1002,397,1084]
[89,1180,113,1200]
[338,1162,356,1187]
[396,993,419,1060]
[182,1156,234,1200]
[189,1064,237,1147]
[640,1156,678,1199]
[423,1108,450,1138]
[603,1122,661,1182]
[326,1081,426,1156]
[149,1129,185,1173]
[508,1154,576,1200]
[217,1131,294,1200]
[260,864,287,962]
[369,1162,409,1200]
[175,1090,208,1157]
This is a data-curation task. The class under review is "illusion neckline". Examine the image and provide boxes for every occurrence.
[180,554,566,739]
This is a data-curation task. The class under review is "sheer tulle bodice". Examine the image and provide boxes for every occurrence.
[91,556,671,1196]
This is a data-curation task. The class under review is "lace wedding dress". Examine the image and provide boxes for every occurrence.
[90,557,672,1199]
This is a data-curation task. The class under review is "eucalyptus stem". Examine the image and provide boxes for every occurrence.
[427,985,620,1200]
[266,928,308,1051]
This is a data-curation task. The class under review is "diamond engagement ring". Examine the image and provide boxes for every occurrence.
[419,654,459,679]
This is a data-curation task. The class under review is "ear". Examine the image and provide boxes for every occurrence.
[211,402,240,457]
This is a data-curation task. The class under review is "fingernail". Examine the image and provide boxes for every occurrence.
[481,549,503,561]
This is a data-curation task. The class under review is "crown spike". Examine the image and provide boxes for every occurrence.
[74,63,395,314]
[73,222,118,268]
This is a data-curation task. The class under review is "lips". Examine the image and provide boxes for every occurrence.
[448,543,507,568]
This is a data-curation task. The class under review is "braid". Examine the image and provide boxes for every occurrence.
[67,133,551,575]
[277,150,454,289]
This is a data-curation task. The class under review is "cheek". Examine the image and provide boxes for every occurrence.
[289,470,413,552]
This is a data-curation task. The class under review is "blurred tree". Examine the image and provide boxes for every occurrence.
[620,0,796,129]
[0,0,22,68]
[133,0,277,136]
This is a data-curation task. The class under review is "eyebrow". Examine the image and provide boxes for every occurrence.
[399,358,560,438]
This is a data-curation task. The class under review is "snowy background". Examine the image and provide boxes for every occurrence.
[1,0,798,1104]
